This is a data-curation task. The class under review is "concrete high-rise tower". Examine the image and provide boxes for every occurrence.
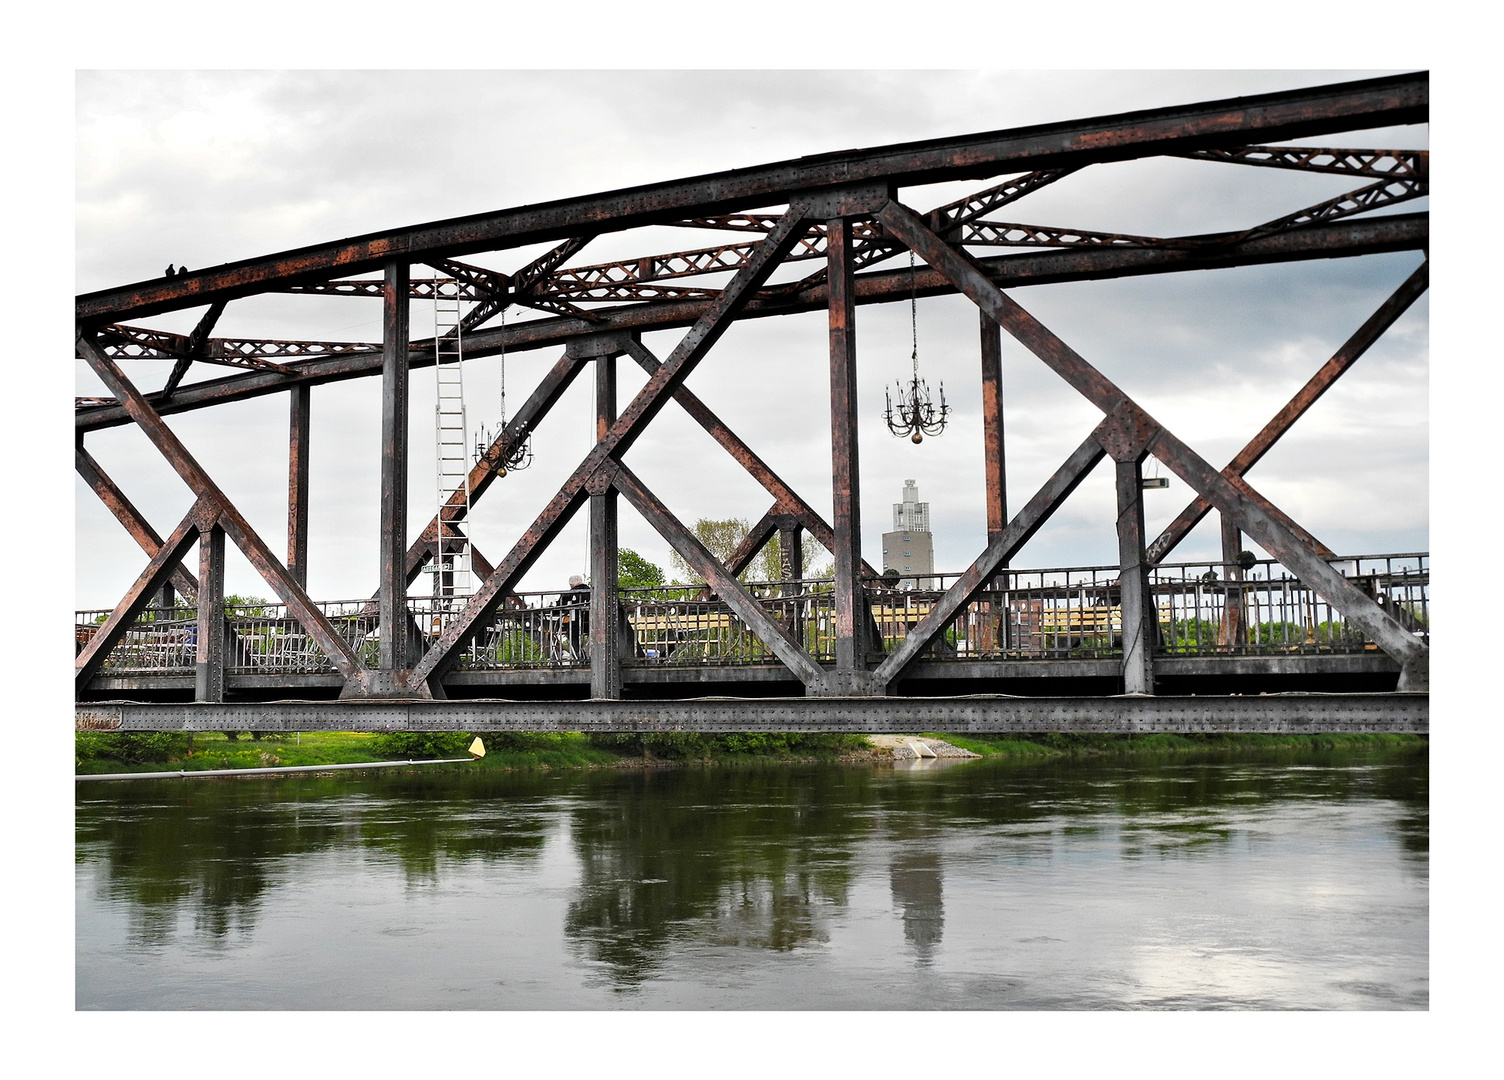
[882,479,936,589]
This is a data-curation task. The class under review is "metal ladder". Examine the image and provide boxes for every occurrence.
[432,279,472,602]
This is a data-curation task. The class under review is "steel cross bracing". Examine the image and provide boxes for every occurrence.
[76,72,1429,716]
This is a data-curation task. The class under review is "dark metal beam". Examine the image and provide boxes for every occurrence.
[872,432,1107,689]
[76,692,1429,736]
[376,260,412,684]
[1179,145,1426,180]
[402,350,585,586]
[1115,456,1154,695]
[611,462,826,690]
[724,509,781,580]
[929,168,1084,234]
[76,334,366,684]
[408,201,816,691]
[1145,259,1429,564]
[979,313,1007,546]
[194,523,226,703]
[77,72,1425,324]
[621,337,879,579]
[875,200,1427,685]
[75,213,1428,433]
[75,443,199,602]
[75,498,207,694]
[826,216,869,693]
[287,384,311,588]
[590,353,622,700]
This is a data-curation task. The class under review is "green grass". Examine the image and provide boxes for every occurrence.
[929,731,1426,759]
[76,730,633,775]
[76,728,1426,776]
[75,730,389,774]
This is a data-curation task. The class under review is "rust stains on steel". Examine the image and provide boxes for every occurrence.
[74,213,1429,433]
[75,74,1429,708]
[1145,260,1430,564]
[76,73,1424,324]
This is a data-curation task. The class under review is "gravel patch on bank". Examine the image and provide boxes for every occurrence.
[866,735,981,760]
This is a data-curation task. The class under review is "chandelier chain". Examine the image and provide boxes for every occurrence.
[884,249,950,443]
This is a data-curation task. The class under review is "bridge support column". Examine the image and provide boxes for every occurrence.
[778,519,804,647]
[980,312,1009,652]
[195,523,226,703]
[1115,456,1155,695]
[590,351,623,699]
[288,383,311,590]
[1220,513,1245,648]
[825,216,875,695]
[376,259,412,690]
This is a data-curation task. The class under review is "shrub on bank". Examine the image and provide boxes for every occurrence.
[369,731,473,759]
[586,731,866,760]
[76,731,192,764]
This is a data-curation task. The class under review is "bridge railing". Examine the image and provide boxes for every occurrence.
[452,585,834,669]
[860,553,1429,661]
[76,605,199,672]
[1151,553,1428,655]
[76,553,1428,677]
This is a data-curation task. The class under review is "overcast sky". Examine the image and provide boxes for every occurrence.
[74,69,1430,607]
[35,34,1497,1054]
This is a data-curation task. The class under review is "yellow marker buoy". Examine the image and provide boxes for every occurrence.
[468,737,486,759]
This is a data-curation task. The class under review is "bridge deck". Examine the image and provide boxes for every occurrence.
[78,555,1427,731]
[76,692,1428,736]
[77,553,1426,693]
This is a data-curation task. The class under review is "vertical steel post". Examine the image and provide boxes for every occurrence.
[378,260,411,676]
[827,216,869,691]
[980,312,1009,652]
[590,353,622,699]
[980,312,1008,545]
[195,524,226,703]
[1220,512,1245,648]
[779,520,805,646]
[288,383,311,590]
[778,523,804,590]
[1116,457,1155,695]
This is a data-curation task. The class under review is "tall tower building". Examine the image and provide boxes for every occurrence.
[882,479,936,589]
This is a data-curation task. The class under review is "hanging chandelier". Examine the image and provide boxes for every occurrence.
[473,304,533,474]
[884,252,949,443]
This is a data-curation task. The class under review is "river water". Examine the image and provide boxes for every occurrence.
[75,748,1427,1010]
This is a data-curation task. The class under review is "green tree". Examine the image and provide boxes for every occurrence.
[669,518,750,584]
[618,549,667,591]
[753,531,829,584]
[669,519,830,585]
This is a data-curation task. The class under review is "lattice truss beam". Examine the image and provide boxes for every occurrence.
[76,73,1429,700]
[78,137,1426,406]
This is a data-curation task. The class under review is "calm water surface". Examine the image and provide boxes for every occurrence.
[75,749,1428,1009]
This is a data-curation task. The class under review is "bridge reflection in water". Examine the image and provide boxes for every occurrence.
[74,754,1429,1008]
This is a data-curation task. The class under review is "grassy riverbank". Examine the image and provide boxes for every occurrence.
[73,730,870,775]
[935,731,1428,758]
[75,728,1425,776]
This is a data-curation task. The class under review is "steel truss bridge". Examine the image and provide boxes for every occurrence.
[75,73,1429,736]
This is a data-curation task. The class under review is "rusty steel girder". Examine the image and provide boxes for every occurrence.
[76,72,1425,326]
[1179,145,1426,179]
[77,72,1428,708]
[75,212,1429,432]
